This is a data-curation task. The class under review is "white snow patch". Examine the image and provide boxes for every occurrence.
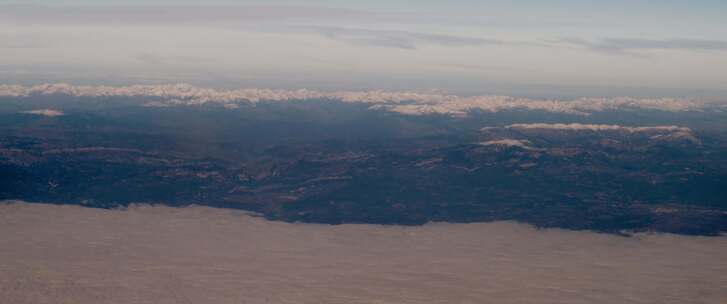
[479,139,533,149]
[504,123,691,133]
[1,83,719,116]
[19,109,64,117]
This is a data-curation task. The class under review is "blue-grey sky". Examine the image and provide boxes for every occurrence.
[2,0,726,96]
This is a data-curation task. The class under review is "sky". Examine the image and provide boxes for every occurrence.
[1,0,727,97]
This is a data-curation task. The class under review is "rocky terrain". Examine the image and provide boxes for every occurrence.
[1,87,726,235]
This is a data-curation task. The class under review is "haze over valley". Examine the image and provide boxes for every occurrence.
[2,202,726,304]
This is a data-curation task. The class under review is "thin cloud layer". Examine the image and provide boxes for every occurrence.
[307,26,502,49]
[2,2,727,94]
[560,37,727,53]
[0,4,374,25]
[2,202,726,304]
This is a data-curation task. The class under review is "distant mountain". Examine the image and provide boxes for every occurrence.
[1,85,726,235]
[2,83,723,116]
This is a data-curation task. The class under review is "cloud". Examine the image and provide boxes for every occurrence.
[0,34,49,49]
[305,26,502,50]
[135,52,166,65]
[0,4,513,51]
[559,37,727,54]
[3,202,725,304]
[133,52,215,67]
[0,4,388,26]
[435,63,515,72]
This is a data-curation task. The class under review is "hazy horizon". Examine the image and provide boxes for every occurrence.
[2,1,727,97]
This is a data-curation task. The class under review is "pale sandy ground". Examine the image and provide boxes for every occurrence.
[0,202,725,304]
